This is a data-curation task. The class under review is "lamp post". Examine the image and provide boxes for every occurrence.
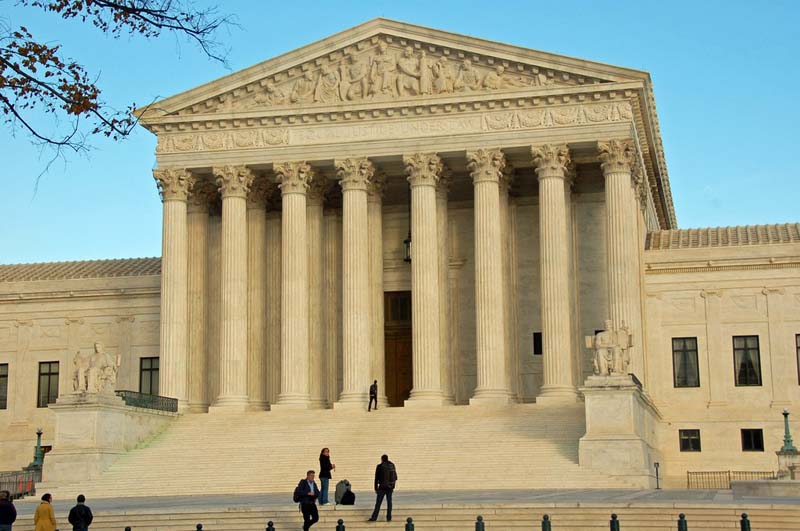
[403,183,412,263]
[781,409,797,453]
[654,462,661,490]
[31,427,44,468]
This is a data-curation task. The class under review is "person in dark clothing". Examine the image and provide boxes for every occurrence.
[318,448,335,505]
[368,380,378,411]
[368,454,397,522]
[0,490,17,531]
[296,470,320,531]
[67,494,93,531]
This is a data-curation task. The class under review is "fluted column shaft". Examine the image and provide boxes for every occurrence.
[467,149,510,404]
[599,139,644,378]
[368,175,389,406]
[212,165,254,409]
[532,144,578,402]
[436,175,455,404]
[499,172,517,402]
[324,210,342,405]
[206,212,222,403]
[265,210,282,406]
[274,162,313,408]
[307,178,328,408]
[153,168,195,409]
[186,181,215,412]
[246,177,272,410]
[335,158,373,407]
[405,153,445,405]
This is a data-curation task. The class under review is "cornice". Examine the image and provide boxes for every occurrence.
[0,286,160,303]
[644,257,800,275]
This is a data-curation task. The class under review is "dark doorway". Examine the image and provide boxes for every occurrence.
[384,291,412,407]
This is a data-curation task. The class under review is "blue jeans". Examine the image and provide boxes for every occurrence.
[370,488,393,521]
[319,477,330,504]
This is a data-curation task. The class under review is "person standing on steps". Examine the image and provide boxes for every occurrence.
[368,380,378,411]
[318,448,335,505]
[368,454,397,522]
[67,495,93,531]
[33,494,56,531]
[295,470,320,531]
[0,490,17,531]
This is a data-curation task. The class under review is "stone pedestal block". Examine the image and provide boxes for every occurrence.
[578,375,661,488]
[42,393,176,485]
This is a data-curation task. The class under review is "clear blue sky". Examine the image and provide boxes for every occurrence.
[2,0,798,264]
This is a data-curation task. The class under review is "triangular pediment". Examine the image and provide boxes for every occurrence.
[138,18,649,120]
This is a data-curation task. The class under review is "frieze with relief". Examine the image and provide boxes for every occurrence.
[157,101,633,154]
[176,36,607,116]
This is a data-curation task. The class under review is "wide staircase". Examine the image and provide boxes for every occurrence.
[38,402,641,498]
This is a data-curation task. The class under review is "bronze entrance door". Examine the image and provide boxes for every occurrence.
[384,291,412,407]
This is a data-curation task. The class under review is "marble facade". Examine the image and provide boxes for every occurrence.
[1,19,799,487]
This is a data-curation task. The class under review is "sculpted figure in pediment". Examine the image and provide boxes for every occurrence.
[369,41,398,97]
[339,54,369,101]
[454,59,481,92]
[418,50,433,95]
[432,56,454,94]
[396,46,421,97]
[483,65,530,90]
[254,81,287,106]
[314,64,341,104]
[291,70,316,103]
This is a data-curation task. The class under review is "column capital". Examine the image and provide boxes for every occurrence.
[307,175,331,206]
[404,152,443,187]
[275,161,314,195]
[531,144,571,180]
[336,157,375,192]
[466,148,505,184]
[598,138,635,175]
[153,167,195,202]
[213,165,256,199]
[367,171,387,203]
[187,179,218,213]
[247,173,277,209]
[436,167,453,199]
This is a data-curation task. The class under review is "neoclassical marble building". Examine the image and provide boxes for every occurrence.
[1,19,799,488]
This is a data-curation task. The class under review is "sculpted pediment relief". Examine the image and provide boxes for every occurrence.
[173,35,612,116]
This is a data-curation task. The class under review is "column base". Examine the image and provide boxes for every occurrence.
[185,402,209,414]
[271,393,313,411]
[309,398,331,410]
[536,385,580,405]
[334,392,369,410]
[405,392,449,408]
[470,389,513,406]
[208,396,250,413]
[247,400,269,412]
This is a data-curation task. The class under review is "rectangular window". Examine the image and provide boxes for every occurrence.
[741,428,764,452]
[37,362,59,408]
[0,363,8,410]
[533,332,543,356]
[672,337,700,388]
[733,335,762,386]
[796,334,800,385]
[139,357,159,396]
[679,429,701,452]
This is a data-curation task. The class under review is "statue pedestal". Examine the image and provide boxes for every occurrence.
[578,375,661,488]
[777,450,800,479]
[42,393,176,485]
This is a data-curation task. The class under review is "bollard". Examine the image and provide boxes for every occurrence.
[475,515,485,531]
[266,521,275,531]
[196,525,203,531]
[542,514,552,531]
[740,513,751,531]
[125,527,131,531]
[336,518,345,531]
[405,517,415,531]
[610,513,620,531]
[677,513,687,531]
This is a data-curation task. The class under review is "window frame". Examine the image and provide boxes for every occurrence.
[741,428,765,452]
[678,429,701,452]
[0,363,8,410]
[672,337,700,388]
[733,335,762,387]
[139,357,160,396]
[37,361,60,408]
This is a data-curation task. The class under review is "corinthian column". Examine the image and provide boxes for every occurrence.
[210,165,254,410]
[246,175,273,410]
[265,207,282,407]
[186,180,216,412]
[153,167,195,409]
[307,176,329,409]
[335,157,373,408]
[467,149,511,405]
[368,173,389,407]
[499,167,518,403]
[273,162,314,409]
[436,171,455,405]
[599,139,645,379]
[532,144,579,403]
[404,153,446,406]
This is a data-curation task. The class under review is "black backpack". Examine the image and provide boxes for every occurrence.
[341,489,355,505]
[293,482,303,503]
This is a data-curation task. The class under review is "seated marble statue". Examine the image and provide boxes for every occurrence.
[86,341,121,394]
[586,320,633,376]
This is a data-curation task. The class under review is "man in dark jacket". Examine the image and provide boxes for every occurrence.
[0,490,17,531]
[295,470,320,531]
[368,380,378,411]
[67,494,93,531]
[368,454,397,522]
